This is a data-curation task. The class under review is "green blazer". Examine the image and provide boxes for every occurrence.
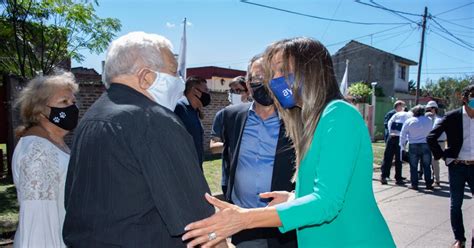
[276,100,395,247]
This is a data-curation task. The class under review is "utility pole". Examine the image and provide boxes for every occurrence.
[415,6,428,105]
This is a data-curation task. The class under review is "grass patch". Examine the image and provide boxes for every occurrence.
[0,180,18,234]
[203,158,223,195]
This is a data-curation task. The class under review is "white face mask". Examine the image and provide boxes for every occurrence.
[147,71,185,111]
[228,92,243,105]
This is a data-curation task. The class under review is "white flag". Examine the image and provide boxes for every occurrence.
[340,59,349,96]
[177,18,187,79]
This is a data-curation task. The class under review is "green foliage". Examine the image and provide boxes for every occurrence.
[0,0,121,77]
[422,75,473,111]
[348,81,373,103]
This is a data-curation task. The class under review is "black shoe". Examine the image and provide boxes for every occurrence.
[426,185,434,190]
[401,177,407,180]
[381,178,388,185]
[395,180,405,185]
[408,185,419,190]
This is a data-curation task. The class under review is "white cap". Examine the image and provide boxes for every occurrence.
[425,100,438,109]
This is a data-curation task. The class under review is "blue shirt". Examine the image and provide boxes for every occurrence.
[399,115,433,147]
[211,109,228,186]
[231,103,280,208]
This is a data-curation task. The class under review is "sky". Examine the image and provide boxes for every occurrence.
[72,0,474,86]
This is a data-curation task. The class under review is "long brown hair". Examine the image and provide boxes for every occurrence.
[263,37,342,172]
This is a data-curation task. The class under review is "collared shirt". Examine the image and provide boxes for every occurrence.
[399,115,433,147]
[388,111,412,136]
[431,114,447,141]
[457,106,474,160]
[232,103,280,208]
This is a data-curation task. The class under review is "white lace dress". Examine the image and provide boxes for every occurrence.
[12,136,69,248]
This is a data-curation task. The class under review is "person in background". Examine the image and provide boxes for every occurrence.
[427,85,474,248]
[210,75,251,194]
[381,100,410,185]
[174,76,210,169]
[228,75,250,105]
[12,72,79,248]
[183,37,395,247]
[425,100,445,186]
[62,32,219,247]
[399,105,434,190]
[383,101,404,143]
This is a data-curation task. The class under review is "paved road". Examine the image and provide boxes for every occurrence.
[374,163,473,247]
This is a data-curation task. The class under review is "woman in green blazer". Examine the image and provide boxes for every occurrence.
[183,37,395,248]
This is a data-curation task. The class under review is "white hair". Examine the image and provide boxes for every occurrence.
[103,31,174,87]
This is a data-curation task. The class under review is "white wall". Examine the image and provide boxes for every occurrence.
[393,63,409,93]
[208,76,235,92]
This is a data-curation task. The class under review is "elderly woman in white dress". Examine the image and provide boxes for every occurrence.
[12,72,79,248]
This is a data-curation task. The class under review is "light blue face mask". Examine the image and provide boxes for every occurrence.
[468,97,474,109]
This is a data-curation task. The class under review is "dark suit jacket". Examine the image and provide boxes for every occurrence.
[221,103,297,248]
[427,108,463,162]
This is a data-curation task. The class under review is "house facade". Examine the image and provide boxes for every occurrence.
[332,40,418,97]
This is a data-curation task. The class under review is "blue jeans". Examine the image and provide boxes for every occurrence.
[408,143,432,187]
[448,163,474,242]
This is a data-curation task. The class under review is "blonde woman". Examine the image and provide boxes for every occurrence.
[12,72,79,248]
[183,37,395,247]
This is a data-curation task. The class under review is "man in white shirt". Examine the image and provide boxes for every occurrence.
[425,100,446,186]
[380,101,410,185]
[400,105,435,190]
[427,85,474,248]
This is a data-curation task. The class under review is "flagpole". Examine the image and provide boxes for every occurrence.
[178,18,187,79]
[340,59,349,96]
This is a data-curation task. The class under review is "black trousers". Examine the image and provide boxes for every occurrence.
[381,135,403,180]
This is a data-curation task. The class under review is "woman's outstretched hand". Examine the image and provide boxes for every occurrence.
[259,191,294,206]
[183,193,250,248]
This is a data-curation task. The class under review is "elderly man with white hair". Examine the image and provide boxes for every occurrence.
[63,32,217,247]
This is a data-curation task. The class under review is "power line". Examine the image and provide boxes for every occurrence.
[409,71,474,75]
[320,0,343,40]
[433,16,474,30]
[354,0,422,17]
[430,17,474,49]
[326,24,411,47]
[426,43,473,65]
[431,29,474,51]
[355,0,420,25]
[392,28,416,51]
[434,2,474,16]
[239,0,410,25]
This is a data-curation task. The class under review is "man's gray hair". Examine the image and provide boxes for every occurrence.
[103,31,173,87]
[410,105,426,117]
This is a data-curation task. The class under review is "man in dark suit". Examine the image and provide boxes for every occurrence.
[427,84,474,248]
[63,32,218,247]
[214,55,297,248]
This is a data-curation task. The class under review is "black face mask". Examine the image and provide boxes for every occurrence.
[48,104,79,131]
[199,91,211,107]
[251,83,274,106]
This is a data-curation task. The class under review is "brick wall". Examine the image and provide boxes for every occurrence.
[201,91,229,155]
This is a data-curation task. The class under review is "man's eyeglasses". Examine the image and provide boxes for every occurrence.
[229,88,247,94]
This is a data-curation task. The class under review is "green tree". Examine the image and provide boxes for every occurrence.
[348,81,372,103]
[0,0,121,78]
[422,75,473,111]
